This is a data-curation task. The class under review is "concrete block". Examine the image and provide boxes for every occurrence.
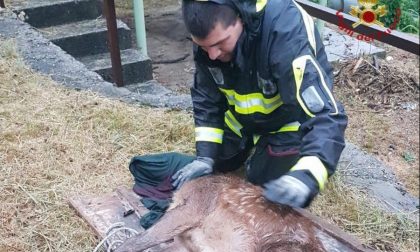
[11,0,101,28]
[39,18,132,57]
[78,48,153,85]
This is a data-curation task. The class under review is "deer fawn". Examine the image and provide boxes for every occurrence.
[115,175,332,252]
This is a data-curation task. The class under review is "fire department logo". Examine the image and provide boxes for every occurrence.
[349,0,388,28]
[336,0,401,42]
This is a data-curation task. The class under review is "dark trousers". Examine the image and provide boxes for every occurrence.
[214,128,301,186]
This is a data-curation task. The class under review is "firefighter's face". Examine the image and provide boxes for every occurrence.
[192,18,243,62]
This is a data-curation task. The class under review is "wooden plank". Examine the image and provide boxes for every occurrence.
[68,189,144,239]
[69,187,173,251]
[115,186,150,219]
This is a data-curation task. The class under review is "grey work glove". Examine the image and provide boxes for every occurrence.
[171,157,214,189]
[262,175,311,208]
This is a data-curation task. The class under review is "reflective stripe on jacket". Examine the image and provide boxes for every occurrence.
[190,0,348,177]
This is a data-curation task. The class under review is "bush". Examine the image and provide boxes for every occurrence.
[378,0,419,34]
[308,0,419,34]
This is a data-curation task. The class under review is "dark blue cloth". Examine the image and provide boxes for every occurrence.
[129,152,194,229]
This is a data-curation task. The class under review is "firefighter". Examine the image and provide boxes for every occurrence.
[172,0,348,208]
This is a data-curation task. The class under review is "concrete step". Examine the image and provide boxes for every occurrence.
[38,18,132,58]
[11,0,101,28]
[77,48,153,85]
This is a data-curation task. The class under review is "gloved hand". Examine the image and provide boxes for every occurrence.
[171,157,214,189]
[262,174,312,208]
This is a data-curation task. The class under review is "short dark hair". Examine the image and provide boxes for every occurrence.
[182,1,238,39]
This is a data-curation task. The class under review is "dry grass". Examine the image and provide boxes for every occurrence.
[333,58,420,197]
[0,38,194,251]
[0,39,418,252]
[311,175,419,252]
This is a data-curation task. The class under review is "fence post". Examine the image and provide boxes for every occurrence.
[103,0,124,87]
[133,0,148,56]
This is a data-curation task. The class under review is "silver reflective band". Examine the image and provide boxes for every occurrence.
[234,98,282,110]
[219,88,283,114]
[195,127,224,144]
[301,85,325,113]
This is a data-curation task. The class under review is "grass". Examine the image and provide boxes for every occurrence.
[0,38,194,251]
[311,175,419,252]
[332,58,420,198]
[0,39,419,251]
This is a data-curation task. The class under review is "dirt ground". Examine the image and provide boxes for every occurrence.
[117,2,194,93]
[118,3,420,197]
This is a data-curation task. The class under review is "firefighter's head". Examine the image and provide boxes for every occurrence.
[182,1,243,62]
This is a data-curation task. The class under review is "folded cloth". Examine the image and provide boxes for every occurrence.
[129,152,195,229]
[139,198,171,229]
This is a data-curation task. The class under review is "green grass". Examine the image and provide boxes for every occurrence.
[379,0,419,34]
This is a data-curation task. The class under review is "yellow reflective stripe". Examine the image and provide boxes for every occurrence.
[293,55,338,116]
[276,121,301,132]
[306,56,338,116]
[253,134,261,145]
[293,56,315,118]
[256,0,267,12]
[279,125,299,132]
[292,0,316,54]
[224,110,243,137]
[195,127,224,144]
[269,121,301,134]
[290,156,328,191]
[219,88,283,115]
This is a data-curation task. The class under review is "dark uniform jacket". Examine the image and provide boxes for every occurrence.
[190,0,348,188]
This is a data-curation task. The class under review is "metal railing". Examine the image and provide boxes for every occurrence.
[296,0,419,55]
[102,0,148,87]
[103,0,124,87]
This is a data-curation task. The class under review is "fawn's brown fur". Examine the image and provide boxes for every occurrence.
[116,175,326,252]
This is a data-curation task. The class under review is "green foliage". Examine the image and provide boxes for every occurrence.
[378,0,419,34]
[378,0,400,27]
[307,0,418,34]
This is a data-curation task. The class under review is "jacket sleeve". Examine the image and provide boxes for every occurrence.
[191,60,228,159]
[269,1,347,190]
